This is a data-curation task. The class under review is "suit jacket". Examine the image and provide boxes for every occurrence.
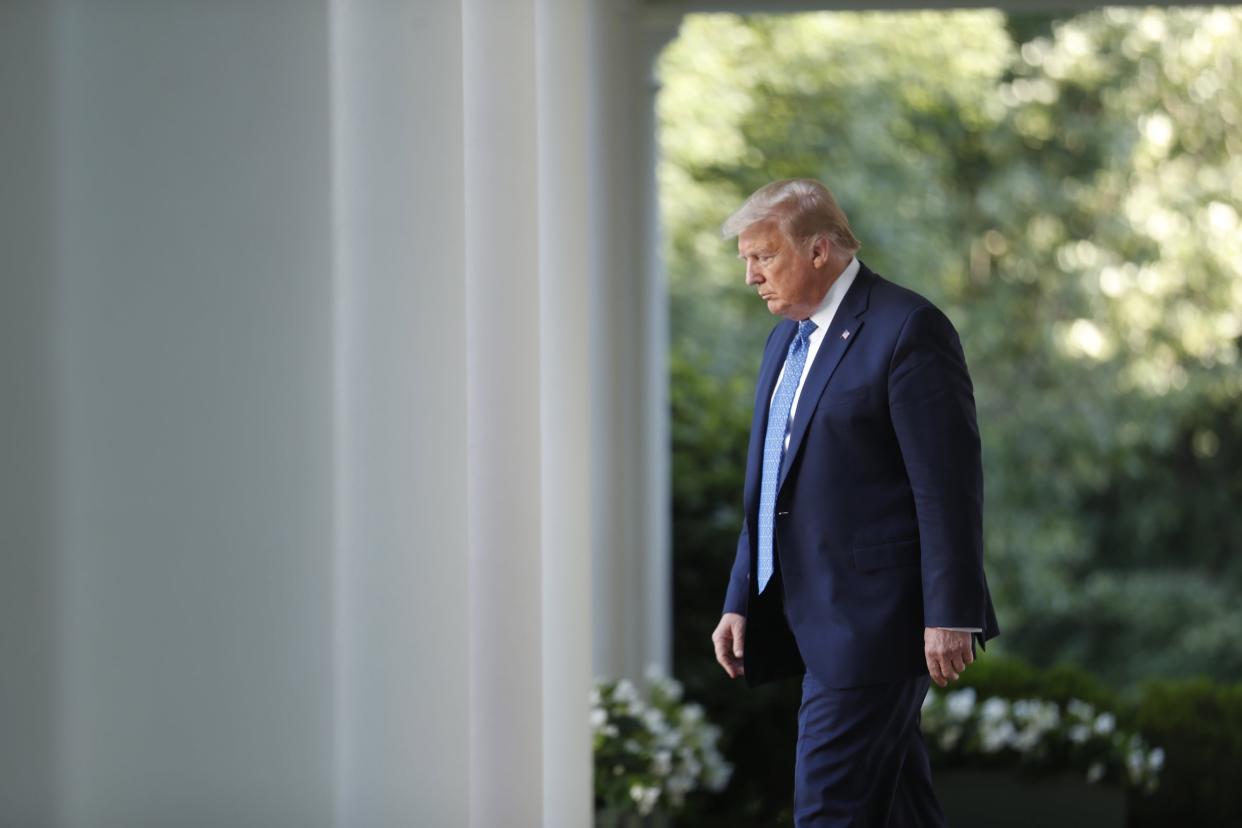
[723,261,1000,688]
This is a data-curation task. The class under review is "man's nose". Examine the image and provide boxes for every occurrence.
[746,262,762,284]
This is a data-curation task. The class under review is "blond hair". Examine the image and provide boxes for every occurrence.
[721,179,861,255]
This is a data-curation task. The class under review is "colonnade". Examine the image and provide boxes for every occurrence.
[0,1,676,824]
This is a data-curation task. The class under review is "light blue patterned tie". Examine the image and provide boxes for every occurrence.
[757,319,817,594]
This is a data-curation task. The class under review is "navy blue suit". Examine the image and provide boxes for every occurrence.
[721,261,999,825]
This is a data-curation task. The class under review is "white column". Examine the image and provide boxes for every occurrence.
[463,0,596,823]
[0,3,57,824]
[589,2,681,683]
[463,1,545,824]
[330,1,470,825]
[1,1,601,825]
[536,1,594,824]
[51,3,336,824]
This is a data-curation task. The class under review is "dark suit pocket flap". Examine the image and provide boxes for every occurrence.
[817,383,871,409]
[851,539,920,572]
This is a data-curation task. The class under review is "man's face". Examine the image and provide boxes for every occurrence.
[737,221,831,321]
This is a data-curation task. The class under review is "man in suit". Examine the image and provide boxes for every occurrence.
[710,179,999,827]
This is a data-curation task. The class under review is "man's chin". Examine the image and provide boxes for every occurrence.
[769,303,801,320]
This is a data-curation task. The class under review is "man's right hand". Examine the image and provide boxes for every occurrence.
[712,613,746,678]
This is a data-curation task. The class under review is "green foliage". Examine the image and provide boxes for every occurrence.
[1128,679,1242,827]
[663,5,1242,689]
[592,670,732,818]
[922,686,1163,792]
[952,654,1117,711]
[938,661,1242,824]
[661,8,1242,825]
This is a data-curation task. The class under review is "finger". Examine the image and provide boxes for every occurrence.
[942,655,960,682]
[934,653,958,683]
[964,647,975,665]
[925,654,946,688]
[715,634,744,679]
[732,626,745,659]
[951,656,967,674]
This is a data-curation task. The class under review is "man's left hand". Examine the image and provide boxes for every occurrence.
[924,628,974,688]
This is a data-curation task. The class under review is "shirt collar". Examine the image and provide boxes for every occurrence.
[808,256,860,333]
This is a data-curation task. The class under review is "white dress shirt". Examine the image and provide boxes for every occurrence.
[770,256,860,449]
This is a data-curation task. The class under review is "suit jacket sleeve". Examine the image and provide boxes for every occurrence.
[722,518,749,616]
[888,304,988,630]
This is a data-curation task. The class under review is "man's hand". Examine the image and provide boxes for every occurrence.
[712,613,746,679]
[924,627,974,688]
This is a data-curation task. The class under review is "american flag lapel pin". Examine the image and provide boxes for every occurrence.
[841,330,851,340]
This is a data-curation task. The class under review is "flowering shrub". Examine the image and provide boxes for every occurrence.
[922,687,1164,793]
[592,665,733,817]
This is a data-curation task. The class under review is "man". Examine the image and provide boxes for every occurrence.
[710,179,999,827]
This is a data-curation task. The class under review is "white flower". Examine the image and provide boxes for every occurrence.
[1147,747,1165,772]
[1126,746,1146,782]
[629,783,660,816]
[644,663,686,704]
[1069,723,1090,744]
[1038,701,1061,729]
[946,688,977,720]
[702,754,732,791]
[652,749,672,777]
[922,688,937,710]
[1087,762,1105,784]
[980,697,1010,723]
[938,725,963,751]
[1067,699,1095,722]
[614,679,640,707]
[1093,712,1116,736]
[592,673,733,813]
[667,771,694,799]
[1008,699,1060,753]
[642,707,668,736]
[980,719,1016,753]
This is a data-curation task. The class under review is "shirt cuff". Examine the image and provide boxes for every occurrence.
[937,627,982,633]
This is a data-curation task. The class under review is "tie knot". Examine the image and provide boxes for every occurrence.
[798,319,817,340]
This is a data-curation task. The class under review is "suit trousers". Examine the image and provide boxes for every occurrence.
[793,669,945,828]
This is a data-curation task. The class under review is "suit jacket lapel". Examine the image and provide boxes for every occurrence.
[777,265,876,492]
[744,321,796,518]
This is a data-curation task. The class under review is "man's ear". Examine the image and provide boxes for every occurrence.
[811,235,833,267]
